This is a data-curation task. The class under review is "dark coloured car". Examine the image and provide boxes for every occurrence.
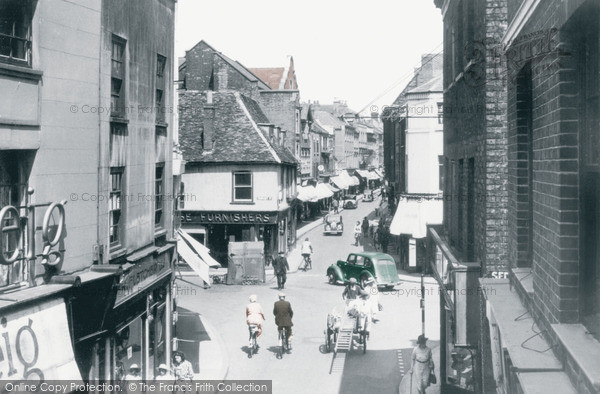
[323,213,344,235]
[343,194,358,209]
[326,252,399,289]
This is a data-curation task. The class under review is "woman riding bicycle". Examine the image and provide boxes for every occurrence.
[246,294,265,348]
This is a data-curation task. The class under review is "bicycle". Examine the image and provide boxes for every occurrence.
[276,327,290,359]
[248,324,259,358]
[300,254,312,271]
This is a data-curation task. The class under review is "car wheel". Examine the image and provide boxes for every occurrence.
[328,272,337,285]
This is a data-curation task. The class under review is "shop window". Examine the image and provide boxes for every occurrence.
[155,164,164,230]
[110,167,124,248]
[111,35,126,118]
[233,171,252,202]
[0,0,32,66]
[115,318,143,381]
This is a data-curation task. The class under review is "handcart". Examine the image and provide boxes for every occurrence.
[325,301,370,356]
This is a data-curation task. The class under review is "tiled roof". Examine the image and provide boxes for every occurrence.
[248,67,285,90]
[214,53,271,91]
[408,75,443,94]
[180,92,296,165]
[313,110,345,128]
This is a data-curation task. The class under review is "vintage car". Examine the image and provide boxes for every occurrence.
[363,191,374,202]
[323,213,344,235]
[326,252,399,289]
[343,194,358,209]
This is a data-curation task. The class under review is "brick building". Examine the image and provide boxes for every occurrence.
[480,0,600,393]
[427,0,508,392]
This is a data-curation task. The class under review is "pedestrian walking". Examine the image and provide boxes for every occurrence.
[380,226,390,253]
[172,351,194,381]
[409,334,435,393]
[353,221,362,246]
[362,216,370,238]
[272,251,290,290]
[332,198,339,213]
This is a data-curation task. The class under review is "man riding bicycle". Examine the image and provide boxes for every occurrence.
[273,293,294,352]
[301,237,313,270]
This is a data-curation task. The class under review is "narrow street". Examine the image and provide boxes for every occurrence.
[177,198,440,394]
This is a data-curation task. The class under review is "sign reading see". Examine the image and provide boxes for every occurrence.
[180,211,276,225]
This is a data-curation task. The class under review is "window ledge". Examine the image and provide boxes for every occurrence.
[154,228,167,238]
[0,62,42,80]
[155,122,169,128]
[109,247,127,261]
[551,323,600,391]
[110,116,129,124]
[231,201,255,205]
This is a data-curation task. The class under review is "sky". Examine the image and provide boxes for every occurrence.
[175,0,443,115]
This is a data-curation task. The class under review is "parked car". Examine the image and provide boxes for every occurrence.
[363,191,374,202]
[343,194,358,209]
[323,213,344,235]
[326,252,399,289]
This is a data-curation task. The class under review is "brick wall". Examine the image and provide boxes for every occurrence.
[183,41,214,91]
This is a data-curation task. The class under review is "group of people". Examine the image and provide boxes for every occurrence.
[120,351,194,382]
[342,277,380,324]
[353,216,390,252]
[245,293,294,352]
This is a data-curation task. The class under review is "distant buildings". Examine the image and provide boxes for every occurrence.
[382,53,444,271]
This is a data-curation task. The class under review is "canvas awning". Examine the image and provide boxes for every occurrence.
[389,198,443,238]
[297,185,319,202]
[178,228,221,267]
[315,183,334,199]
[350,176,360,185]
[325,183,340,193]
[330,176,349,190]
[5,298,84,380]
[177,229,221,285]
[356,170,370,179]
[367,171,380,180]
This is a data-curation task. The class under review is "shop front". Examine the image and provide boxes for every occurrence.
[77,246,175,383]
[0,296,83,382]
[180,209,294,265]
[427,225,480,393]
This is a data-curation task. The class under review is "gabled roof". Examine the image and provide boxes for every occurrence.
[248,67,285,90]
[181,40,271,90]
[180,92,297,165]
[312,110,345,134]
[407,75,443,94]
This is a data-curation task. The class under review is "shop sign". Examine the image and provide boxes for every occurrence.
[0,299,81,380]
[115,258,169,305]
[180,211,277,225]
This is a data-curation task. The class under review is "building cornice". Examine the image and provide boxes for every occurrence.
[502,0,541,47]
[441,0,452,19]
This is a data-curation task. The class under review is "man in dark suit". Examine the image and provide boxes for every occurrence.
[272,251,290,290]
[273,293,294,351]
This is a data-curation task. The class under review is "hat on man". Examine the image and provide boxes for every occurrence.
[158,363,168,371]
[129,364,140,371]
[349,278,357,284]
[278,292,286,298]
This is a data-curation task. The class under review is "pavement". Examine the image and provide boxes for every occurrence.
[178,192,438,382]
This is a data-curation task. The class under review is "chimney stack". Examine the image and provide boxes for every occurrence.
[203,92,215,150]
